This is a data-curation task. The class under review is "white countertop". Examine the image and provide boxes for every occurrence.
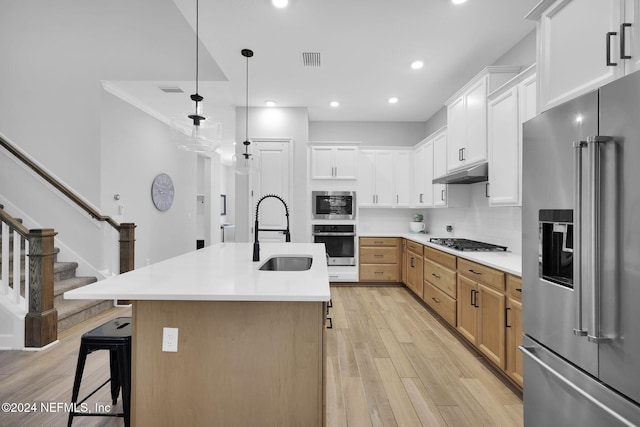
[64,243,331,302]
[360,232,522,276]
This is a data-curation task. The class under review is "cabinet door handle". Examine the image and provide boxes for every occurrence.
[459,148,463,161]
[461,147,465,161]
[374,254,384,257]
[410,257,415,268]
[432,273,440,279]
[326,317,333,329]
[505,307,512,328]
[621,23,632,59]
[441,189,445,201]
[515,288,522,293]
[432,297,441,304]
[468,269,482,275]
[372,195,376,204]
[485,182,490,198]
[606,31,618,66]
[419,193,423,203]
[375,271,384,275]
[470,289,475,306]
[397,194,399,204]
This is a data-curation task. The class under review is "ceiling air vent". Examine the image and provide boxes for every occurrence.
[302,52,321,68]
[158,86,184,93]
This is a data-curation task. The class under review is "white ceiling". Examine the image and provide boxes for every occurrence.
[107,0,538,154]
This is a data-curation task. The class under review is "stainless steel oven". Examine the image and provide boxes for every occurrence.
[312,224,356,266]
[312,191,356,220]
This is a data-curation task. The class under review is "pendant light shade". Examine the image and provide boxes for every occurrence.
[175,0,221,152]
[234,48,260,174]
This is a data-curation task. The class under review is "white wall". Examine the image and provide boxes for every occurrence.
[101,92,198,266]
[235,107,309,243]
[0,0,225,270]
[309,121,426,146]
[426,184,522,254]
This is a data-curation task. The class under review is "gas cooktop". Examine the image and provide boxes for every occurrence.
[429,238,507,252]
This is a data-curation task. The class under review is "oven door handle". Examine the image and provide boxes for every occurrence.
[312,232,356,236]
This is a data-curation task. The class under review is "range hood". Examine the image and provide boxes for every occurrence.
[432,162,488,184]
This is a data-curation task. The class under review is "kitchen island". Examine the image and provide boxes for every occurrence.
[65,243,330,427]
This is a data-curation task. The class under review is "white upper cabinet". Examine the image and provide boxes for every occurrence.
[445,66,521,172]
[432,129,448,208]
[528,0,639,111]
[359,150,395,207]
[310,145,358,180]
[488,66,537,207]
[394,150,413,207]
[413,141,434,208]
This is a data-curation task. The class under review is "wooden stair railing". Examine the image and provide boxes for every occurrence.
[1,135,135,347]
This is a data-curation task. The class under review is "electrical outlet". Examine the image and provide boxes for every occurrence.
[162,327,179,352]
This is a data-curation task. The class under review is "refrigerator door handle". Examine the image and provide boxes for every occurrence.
[573,141,588,336]
[587,136,614,344]
[519,345,637,427]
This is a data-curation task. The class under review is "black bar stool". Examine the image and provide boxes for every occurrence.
[68,317,132,427]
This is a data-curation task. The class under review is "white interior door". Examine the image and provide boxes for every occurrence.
[249,139,293,243]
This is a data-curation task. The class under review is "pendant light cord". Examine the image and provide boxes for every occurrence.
[245,52,249,147]
[195,0,199,94]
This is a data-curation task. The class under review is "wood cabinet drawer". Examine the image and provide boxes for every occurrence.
[507,275,522,301]
[360,264,400,281]
[360,247,398,264]
[424,258,456,298]
[458,258,505,291]
[360,237,400,247]
[424,246,456,271]
[406,240,423,254]
[424,280,456,327]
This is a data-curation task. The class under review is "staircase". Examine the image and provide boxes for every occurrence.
[0,208,113,334]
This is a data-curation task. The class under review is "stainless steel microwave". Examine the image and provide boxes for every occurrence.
[312,191,356,220]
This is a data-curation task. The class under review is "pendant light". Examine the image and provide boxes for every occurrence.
[234,48,260,174]
[176,0,221,152]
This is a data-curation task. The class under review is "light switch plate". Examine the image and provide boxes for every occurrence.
[162,327,179,352]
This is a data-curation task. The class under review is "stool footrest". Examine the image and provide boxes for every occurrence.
[75,378,112,406]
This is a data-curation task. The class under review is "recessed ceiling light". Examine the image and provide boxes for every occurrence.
[272,0,288,8]
[388,97,399,104]
[265,100,276,107]
[330,101,340,108]
[452,0,467,4]
[411,60,424,70]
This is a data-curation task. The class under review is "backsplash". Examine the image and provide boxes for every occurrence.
[357,183,523,254]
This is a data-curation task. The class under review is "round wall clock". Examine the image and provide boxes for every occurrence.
[151,173,175,212]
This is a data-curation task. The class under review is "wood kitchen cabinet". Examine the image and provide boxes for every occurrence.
[445,66,520,172]
[405,240,424,298]
[457,258,506,369]
[423,247,457,327]
[487,65,537,207]
[527,0,640,111]
[310,144,358,180]
[359,237,401,282]
[505,274,523,387]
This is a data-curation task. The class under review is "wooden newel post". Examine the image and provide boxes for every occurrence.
[25,228,58,348]
[118,223,136,305]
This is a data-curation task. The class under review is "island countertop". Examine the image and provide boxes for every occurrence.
[64,243,330,302]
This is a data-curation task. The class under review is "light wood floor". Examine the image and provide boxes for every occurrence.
[0,286,522,426]
[326,286,522,427]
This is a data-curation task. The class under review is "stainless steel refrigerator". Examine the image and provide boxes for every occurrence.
[522,70,640,426]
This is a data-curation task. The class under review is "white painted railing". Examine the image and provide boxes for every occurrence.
[1,220,29,313]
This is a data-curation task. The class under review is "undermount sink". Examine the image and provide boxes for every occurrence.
[258,255,313,271]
